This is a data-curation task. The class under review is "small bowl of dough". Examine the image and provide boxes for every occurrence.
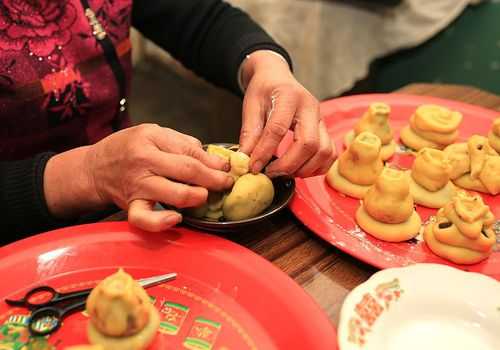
[180,143,295,232]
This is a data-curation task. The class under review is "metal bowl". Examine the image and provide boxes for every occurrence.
[181,143,295,232]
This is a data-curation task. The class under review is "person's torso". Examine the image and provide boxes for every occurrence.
[0,0,133,160]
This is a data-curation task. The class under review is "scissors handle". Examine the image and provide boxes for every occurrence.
[5,286,58,309]
[50,289,93,305]
[28,299,87,336]
[5,286,92,310]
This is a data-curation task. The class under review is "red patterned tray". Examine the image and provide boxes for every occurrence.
[0,222,337,349]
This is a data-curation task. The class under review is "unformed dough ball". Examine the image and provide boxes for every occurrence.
[190,145,275,221]
[207,144,233,160]
[229,151,250,179]
[223,173,274,221]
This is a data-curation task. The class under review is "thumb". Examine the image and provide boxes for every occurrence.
[128,199,182,232]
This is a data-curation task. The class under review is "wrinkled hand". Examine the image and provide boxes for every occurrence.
[239,51,336,178]
[86,124,233,232]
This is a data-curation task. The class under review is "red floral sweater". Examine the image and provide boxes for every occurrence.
[0,0,291,239]
[0,0,137,161]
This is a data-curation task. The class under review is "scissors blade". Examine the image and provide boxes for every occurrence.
[4,299,26,307]
[138,272,177,288]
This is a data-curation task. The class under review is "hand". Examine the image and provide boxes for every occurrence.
[45,124,233,232]
[89,124,235,231]
[238,51,336,178]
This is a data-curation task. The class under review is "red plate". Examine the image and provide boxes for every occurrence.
[0,222,337,349]
[279,93,500,279]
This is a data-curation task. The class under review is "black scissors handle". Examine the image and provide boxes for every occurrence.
[28,299,87,336]
[5,285,92,310]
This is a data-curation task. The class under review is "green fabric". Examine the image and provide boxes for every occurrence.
[374,1,500,94]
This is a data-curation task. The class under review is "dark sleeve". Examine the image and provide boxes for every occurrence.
[131,0,293,95]
[0,153,69,243]
[364,0,402,5]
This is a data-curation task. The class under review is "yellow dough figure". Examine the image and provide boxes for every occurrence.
[400,104,463,151]
[444,135,500,195]
[408,148,456,208]
[86,269,160,350]
[488,118,500,153]
[356,167,422,242]
[327,131,384,199]
[344,102,396,160]
[188,145,275,221]
[424,190,496,264]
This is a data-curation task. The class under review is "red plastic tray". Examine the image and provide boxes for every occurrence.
[0,222,337,349]
[280,93,500,279]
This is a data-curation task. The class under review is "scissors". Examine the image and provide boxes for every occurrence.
[4,272,177,337]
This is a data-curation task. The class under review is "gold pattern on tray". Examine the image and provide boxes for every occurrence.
[159,284,257,350]
[183,317,222,350]
[158,301,190,336]
[1,279,257,350]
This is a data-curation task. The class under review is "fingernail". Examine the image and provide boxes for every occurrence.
[266,171,288,178]
[165,213,182,225]
[225,176,234,187]
[238,142,248,154]
[252,161,264,174]
[223,162,231,172]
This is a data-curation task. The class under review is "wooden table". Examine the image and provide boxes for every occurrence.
[105,83,500,327]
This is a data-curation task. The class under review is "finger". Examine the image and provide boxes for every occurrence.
[239,89,265,155]
[265,101,320,177]
[295,120,335,177]
[128,199,182,233]
[150,152,233,191]
[183,134,203,148]
[249,89,298,173]
[314,125,337,176]
[164,127,203,148]
[134,124,199,150]
[151,128,229,171]
[175,133,229,170]
[137,176,208,208]
[186,146,230,172]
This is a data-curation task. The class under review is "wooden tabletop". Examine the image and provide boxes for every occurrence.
[104,83,500,327]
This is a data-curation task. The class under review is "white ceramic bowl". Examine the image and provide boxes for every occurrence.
[338,263,500,350]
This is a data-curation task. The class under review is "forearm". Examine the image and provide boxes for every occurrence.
[0,154,63,238]
[0,147,110,239]
[132,0,292,95]
[44,146,108,220]
[239,50,292,92]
